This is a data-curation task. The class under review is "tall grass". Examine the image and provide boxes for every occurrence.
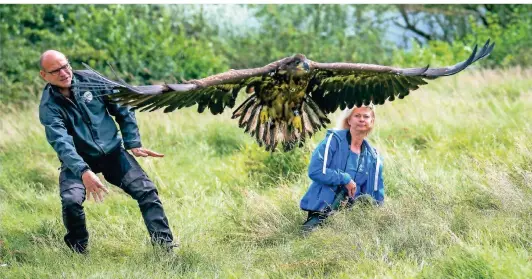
[0,68,531,278]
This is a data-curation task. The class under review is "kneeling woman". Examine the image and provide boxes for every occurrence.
[300,105,385,232]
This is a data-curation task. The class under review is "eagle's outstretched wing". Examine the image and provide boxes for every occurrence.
[73,56,294,114]
[307,39,495,113]
[73,39,494,152]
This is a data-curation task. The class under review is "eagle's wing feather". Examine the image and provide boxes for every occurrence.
[74,57,293,114]
[308,40,494,113]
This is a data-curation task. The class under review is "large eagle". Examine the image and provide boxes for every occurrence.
[74,40,494,151]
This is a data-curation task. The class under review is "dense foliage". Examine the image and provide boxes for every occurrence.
[1,4,530,106]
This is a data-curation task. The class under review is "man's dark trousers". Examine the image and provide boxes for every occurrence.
[59,146,173,253]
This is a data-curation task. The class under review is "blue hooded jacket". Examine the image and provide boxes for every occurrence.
[300,129,385,212]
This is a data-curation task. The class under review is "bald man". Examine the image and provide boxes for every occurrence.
[38,50,175,253]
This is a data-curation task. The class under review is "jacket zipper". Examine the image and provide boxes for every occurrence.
[63,92,106,156]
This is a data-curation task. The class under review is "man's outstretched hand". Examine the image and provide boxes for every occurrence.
[130,147,164,158]
[81,170,109,202]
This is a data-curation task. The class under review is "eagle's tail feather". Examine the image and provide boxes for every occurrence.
[305,98,331,127]
[264,121,272,150]
[256,120,265,147]
[232,94,257,119]
[245,105,262,135]
[302,102,323,132]
[237,98,258,128]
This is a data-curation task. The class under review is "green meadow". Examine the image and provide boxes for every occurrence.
[1,68,531,278]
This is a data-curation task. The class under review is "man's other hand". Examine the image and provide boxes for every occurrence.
[81,170,109,202]
[130,147,164,158]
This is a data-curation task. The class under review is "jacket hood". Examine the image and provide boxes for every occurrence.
[323,129,377,158]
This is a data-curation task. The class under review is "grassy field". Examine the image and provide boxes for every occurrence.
[0,68,531,278]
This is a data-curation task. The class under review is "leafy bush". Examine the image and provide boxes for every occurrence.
[0,5,227,105]
[391,7,532,68]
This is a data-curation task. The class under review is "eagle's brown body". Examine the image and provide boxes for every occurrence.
[231,69,327,151]
[224,55,330,150]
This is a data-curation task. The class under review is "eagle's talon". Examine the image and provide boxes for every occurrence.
[260,109,269,124]
[292,115,302,132]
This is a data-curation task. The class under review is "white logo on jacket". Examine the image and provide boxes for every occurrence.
[82,91,93,103]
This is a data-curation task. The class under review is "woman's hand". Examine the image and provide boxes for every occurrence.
[344,180,357,198]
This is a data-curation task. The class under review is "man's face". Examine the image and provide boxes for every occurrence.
[40,54,73,89]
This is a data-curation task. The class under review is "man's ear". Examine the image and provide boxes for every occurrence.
[39,70,46,80]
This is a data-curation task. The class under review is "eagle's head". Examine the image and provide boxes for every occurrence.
[278,54,310,77]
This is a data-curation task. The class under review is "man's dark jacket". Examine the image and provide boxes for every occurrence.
[39,70,142,179]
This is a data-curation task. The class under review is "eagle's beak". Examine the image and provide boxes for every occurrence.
[297,61,310,73]
[303,61,310,71]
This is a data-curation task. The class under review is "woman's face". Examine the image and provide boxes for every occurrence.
[347,107,374,133]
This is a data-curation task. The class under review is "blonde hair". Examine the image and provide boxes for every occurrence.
[335,105,375,130]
